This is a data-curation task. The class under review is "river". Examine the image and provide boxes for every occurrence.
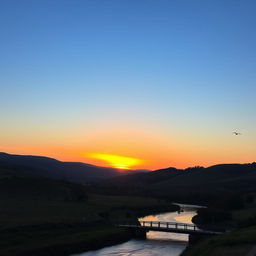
[71,210,197,256]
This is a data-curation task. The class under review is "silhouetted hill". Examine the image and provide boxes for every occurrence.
[0,164,88,202]
[95,163,256,203]
[0,152,129,184]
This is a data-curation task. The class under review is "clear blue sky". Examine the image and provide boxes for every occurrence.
[1,0,256,169]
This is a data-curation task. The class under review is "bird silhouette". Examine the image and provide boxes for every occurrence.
[233,132,241,135]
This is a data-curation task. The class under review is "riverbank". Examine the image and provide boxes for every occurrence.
[182,196,256,256]
[16,226,134,256]
[181,225,256,256]
[68,210,191,256]
[1,194,177,256]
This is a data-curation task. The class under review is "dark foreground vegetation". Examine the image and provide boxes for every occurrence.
[180,190,256,256]
[95,162,256,256]
[1,153,256,256]
[0,162,175,256]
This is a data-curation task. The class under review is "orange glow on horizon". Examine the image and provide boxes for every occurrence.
[86,153,144,170]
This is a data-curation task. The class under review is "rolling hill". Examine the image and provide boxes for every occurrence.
[0,152,127,184]
[95,163,256,203]
[0,160,172,256]
[0,163,87,202]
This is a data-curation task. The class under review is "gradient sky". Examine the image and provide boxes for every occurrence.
[1,0,256,170]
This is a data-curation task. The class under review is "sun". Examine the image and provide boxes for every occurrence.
[87,153,143,170]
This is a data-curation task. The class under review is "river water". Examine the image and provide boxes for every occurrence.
[71,211,196,256]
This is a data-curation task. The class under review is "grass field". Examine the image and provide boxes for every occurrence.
[0,194,173,228]
[182,197,256,256]
[0,165,177,256]
[3,164,256,256]
[182,225,256,256]
[0,193,174,256]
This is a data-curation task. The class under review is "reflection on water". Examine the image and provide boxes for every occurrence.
[71,211,196,256]
[174,213,195,224]
[73,239,186,256]
[139,211,196,242]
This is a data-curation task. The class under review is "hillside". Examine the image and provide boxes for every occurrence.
[1,155,256,256]
[0,152,126,184]
[0,164,174,256]
[95,163,256,203]
[0,164,88,203]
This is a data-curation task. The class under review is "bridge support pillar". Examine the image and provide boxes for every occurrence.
[130,228,147,239]
[189,234,211,245]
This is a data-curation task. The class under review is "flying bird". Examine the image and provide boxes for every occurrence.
[233,132,242,135]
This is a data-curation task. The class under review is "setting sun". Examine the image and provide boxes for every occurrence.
[87,153,144,170]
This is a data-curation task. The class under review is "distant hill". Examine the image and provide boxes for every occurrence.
[0,163,88,202]
[0,152,141,184]
[95,163,256,203]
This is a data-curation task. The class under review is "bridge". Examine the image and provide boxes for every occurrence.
[117,221,225,235]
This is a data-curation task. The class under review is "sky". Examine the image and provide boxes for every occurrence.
[1,0,256,170]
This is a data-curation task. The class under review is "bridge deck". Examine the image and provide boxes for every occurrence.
[117,221,225,235]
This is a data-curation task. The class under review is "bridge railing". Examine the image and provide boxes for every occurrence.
[116,221,228,235]
[116,220,200,231]
[138,221,200,231]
